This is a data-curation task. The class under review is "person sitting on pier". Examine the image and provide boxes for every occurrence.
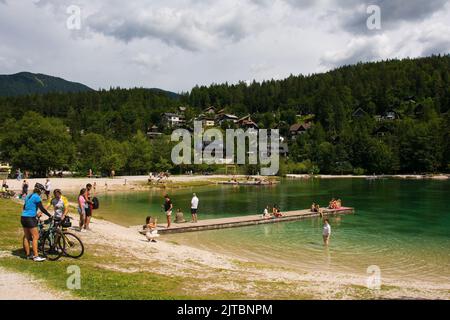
[144,216,159,243]
[273,205,283,218]
[175,208,186,223]
[328,198,338,209]
[336,199,342,209]
[311,203,318,212]
[262,205,271,219]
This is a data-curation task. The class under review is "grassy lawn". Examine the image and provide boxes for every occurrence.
[0,199,198,299]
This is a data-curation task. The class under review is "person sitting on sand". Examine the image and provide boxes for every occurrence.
[143,216,159,243]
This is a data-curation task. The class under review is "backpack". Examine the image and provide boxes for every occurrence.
[92,197,99,210]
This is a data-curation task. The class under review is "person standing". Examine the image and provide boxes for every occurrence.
[323,219,331,246]
[21,184,51,262]
[78,188,87,232]
[44,178,51,200]
[84,183,94,230]
[22,180,29,198]
[46,189,69,221]
[163,194,173,228]
[191,193,199,223]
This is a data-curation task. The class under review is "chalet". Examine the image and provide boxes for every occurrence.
[178,106,187,113]
[203,106,216,115]
[163,113,185,128]
[217,113,239,126]
[352,108,368,118]
[216,108,227,115]
[374,125,390,137]
[376,110,400,121]
[289,123,311,139]
[147,125,163,139]
[196,114,216,127]
[383,110,399,120]
[235,115,259,130]
[234,115,258,130]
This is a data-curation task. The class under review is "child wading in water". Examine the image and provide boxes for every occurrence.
[323,219,331,246]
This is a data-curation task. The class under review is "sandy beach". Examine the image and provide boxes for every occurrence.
[3,175,260,193]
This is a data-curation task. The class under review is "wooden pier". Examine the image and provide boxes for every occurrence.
[154,207,354,235]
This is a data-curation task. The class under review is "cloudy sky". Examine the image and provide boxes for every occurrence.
[0,0,449,92]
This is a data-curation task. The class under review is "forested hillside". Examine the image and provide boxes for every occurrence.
[0,55,449,176]
[0,72,93,97]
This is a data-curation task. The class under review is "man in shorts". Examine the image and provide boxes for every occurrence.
[163,194,173,228]
[85,183,94,230]
[191,193,199,223]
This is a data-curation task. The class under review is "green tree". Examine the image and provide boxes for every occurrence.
[0,112,74,176]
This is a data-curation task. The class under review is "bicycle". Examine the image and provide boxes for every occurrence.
[38,217,84,260]
[38,217,64,261]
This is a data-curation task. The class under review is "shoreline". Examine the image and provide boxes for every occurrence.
[3,173,449,194]
[286,174,450,180]
[3,175,280,194]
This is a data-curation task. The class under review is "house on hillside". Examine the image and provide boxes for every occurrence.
[374,125,391,137]
[236,115,259,130]
[383,110,400,120]
[196,114,216,127]
[162,113,185,128]
[352,108,368,118]
[289,123,312,140]
[203,106,216,115]
[147,125,163,139]
[217,113,239,126]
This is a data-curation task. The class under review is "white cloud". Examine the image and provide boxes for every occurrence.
[0,0,448,92]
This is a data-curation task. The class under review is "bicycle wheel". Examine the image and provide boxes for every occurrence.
[40,231,64,261]
[60,232,84,258]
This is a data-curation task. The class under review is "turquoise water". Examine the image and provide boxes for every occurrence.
[94,179,450,286]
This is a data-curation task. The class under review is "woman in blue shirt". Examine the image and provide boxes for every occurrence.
[21,184,51,262]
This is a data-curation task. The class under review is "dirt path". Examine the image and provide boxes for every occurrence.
[0,267,74,300]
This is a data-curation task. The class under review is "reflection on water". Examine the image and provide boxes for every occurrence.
[92,179,450,287]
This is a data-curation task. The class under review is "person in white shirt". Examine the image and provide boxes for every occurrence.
[44,178,51,200]
[262,205,271,219]
[323,219,331,246]
[191,193,199,223]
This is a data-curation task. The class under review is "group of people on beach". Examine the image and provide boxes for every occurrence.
[15,178,97,262]
[143,193,200,242]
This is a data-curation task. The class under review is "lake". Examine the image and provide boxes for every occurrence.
[93,178,450,288]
